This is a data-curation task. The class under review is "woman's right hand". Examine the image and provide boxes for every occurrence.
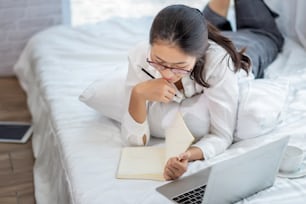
[133,78,176,103]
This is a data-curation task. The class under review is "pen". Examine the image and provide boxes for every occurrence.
[141,68,155,79]
[140,67,178,97]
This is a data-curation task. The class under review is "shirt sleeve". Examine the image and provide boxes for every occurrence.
[120,44,150,146]
[192,53,239,160]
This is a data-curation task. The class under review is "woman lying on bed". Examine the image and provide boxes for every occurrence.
[121,0,284,180]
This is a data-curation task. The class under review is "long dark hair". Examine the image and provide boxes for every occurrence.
[149,4,251,88]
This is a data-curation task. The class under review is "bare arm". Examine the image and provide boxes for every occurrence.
[128,78,176,145]
[129,86,148,144]
[129,86,147,123]
[209,0,231,17]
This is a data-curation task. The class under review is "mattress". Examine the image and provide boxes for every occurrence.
[14,16,306,204]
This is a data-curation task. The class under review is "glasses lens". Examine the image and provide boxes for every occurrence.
[172,68,189,75]
[147,58,191,75]
[147,60,164,71]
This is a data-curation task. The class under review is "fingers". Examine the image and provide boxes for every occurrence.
[166,86,176,96]
[162,81,176,103]
[159,86,175,103]
[157,78,176,97]
[164,157,188,180]
[178,151,191,161]
[164,165,177,180]
[163,91,175,103]
[140,78,177,103]
[164,79,177,96]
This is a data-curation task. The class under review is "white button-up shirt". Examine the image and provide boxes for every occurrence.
[121,40,242,160]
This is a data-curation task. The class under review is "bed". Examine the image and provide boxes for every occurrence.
[14,2,306,204]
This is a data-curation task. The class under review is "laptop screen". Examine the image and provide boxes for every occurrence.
[203,137,288,204]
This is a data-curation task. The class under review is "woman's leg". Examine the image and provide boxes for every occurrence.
[203,0,284,78]
[204,0,284,51]
[233,0,285,78]
[235,0,284,51]
[202,0,232,31]
[209,0,231,17]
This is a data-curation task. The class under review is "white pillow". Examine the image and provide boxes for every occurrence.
[79,68,127,122]
[235,79,290,141]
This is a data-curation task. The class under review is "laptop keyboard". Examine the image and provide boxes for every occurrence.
[172,185,206,204]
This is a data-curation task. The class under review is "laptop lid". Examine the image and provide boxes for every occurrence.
[204,136,289,204]
[156,136,289,204]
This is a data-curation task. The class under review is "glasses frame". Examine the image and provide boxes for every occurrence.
[146,58,192,75]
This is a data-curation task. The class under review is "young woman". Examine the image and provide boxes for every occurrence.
[121,0,284,180]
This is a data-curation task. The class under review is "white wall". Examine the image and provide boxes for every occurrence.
[0,0,70,76]
[0,0,208,76]
[70,0,207,26]
[265,0,306,49]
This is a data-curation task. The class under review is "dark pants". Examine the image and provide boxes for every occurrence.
[203,0,284,78]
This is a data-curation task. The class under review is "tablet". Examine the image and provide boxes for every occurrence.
[0,122,33,143]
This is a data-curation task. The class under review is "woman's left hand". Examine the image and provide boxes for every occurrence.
[163,152,190,180]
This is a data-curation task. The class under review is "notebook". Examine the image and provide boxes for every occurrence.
[156,136,289,204]
[116,112,194,181]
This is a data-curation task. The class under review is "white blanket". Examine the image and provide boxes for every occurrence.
[15,16,306,204]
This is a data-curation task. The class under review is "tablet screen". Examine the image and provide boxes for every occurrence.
[0,123,33,143]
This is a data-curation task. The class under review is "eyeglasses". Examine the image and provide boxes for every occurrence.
[146,58,192,75]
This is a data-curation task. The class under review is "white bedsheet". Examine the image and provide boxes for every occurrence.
[14,16,306,204]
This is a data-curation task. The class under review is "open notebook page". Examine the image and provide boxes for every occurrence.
[117,112,194,180]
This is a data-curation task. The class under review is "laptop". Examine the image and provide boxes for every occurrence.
[156,136,289,204]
